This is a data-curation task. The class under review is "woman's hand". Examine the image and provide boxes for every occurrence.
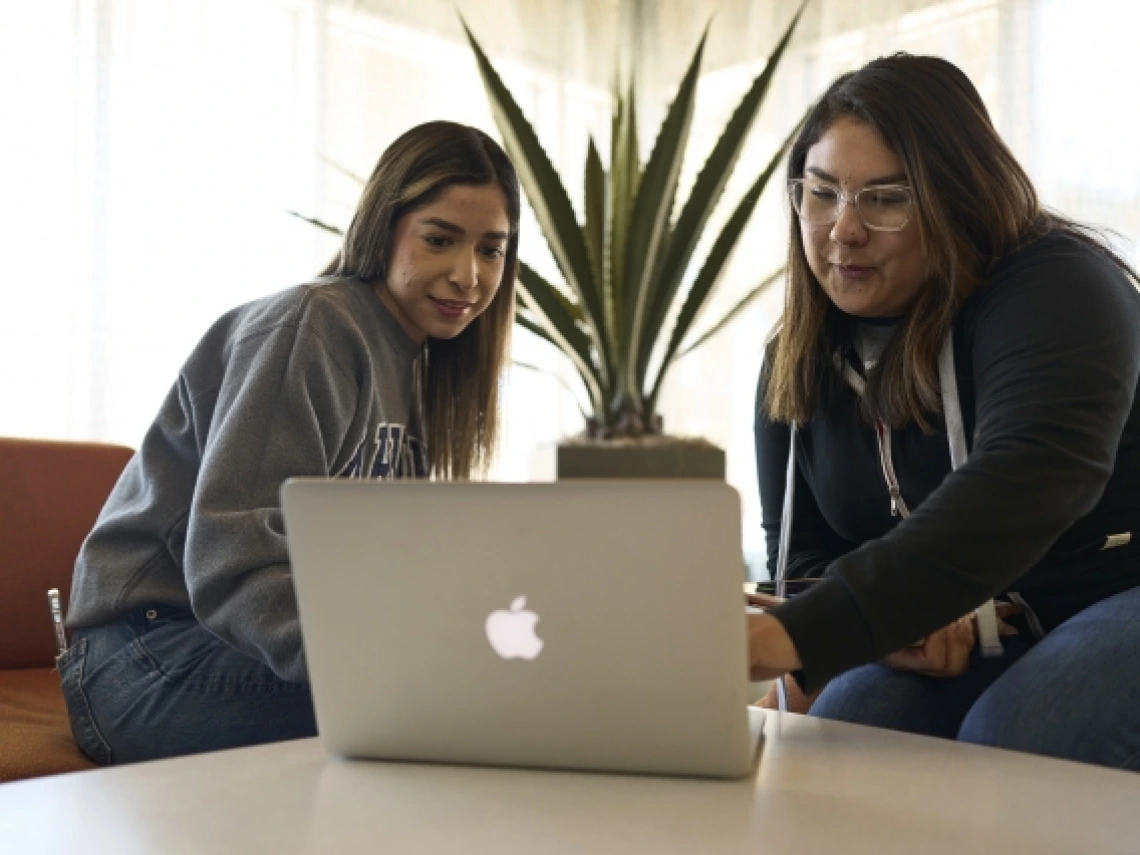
[885,602,1021,677]
[746,612,802,681]
[884,615,976,676]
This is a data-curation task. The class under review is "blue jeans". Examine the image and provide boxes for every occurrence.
[58,606,317,765]
[809,585,1140,771]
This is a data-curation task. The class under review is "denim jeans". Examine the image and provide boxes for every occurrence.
[58,606,317,765]
[809,584,1140,771]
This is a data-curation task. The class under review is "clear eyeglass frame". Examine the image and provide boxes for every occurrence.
[788,178,914,232]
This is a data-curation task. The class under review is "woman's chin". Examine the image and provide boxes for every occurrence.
[420,317,473,341]
[828,286,878,317]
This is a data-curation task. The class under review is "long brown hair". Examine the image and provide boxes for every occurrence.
[322,121,520,478]
[765,53,1132,430]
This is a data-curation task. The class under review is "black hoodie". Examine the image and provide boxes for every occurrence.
[756,233,1140,692]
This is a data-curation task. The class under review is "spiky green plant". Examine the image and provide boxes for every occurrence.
[462,4,807,438]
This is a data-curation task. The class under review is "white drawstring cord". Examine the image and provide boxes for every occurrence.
[774,422,797,713]
[938,334,1003,657]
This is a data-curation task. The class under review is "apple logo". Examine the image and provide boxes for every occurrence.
[485,596,544,660]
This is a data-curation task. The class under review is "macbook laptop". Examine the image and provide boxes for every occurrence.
[281,479,762,779]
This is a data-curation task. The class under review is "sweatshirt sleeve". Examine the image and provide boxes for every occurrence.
[183,318,361,683]
[772,243,1140,691]
[755,355,855,580]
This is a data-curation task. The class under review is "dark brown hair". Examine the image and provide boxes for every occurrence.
[765,53,1133,430]
[323,121,520,478]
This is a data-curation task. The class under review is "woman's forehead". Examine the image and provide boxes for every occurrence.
[805,118,905,185]
[409,183,511,232]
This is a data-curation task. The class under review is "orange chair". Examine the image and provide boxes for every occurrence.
[0,437,134,782]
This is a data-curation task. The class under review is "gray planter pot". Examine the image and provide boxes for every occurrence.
[543,440,726,480]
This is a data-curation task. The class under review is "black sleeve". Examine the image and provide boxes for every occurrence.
[755,351,855,581]
[771,241,1140,692]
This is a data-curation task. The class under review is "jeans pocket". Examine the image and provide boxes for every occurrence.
[132,613,222,689]
[57,636,114,766]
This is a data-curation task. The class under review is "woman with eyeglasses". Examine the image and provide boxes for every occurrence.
[746,53,1140,771]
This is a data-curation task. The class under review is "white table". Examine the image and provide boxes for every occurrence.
[2,710,1138,854]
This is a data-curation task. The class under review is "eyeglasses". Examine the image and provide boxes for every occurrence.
[788,178,914,232]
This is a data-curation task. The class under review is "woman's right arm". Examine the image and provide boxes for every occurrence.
[752,354,854,709]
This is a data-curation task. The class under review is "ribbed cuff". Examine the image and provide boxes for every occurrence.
[769,578,877,694]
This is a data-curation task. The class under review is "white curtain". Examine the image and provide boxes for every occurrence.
[1,0,328,442]
[3,0,1138,574]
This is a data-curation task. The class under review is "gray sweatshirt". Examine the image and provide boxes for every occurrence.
[67,276,426,683]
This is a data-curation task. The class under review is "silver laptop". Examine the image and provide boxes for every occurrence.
[281,479,761,779]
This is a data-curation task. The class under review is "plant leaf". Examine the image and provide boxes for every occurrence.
[646,123,799,407]
[511,360,589,420]
[621,26,710,409]
[317,153,367,187]
[519,260,583,322]
[286,210,343,236]
[515,262,606,415]
[674,267,785,360]
[608,78,639,361]
[462,19,610,386]
[515,308,558,347]
[583,136,607,310]
[635,2,807,395]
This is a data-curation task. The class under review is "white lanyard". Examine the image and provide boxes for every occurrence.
[773,330,1003,710]
[937,334,1003,657]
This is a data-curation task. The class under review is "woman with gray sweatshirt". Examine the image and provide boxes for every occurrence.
[60,121,521,764]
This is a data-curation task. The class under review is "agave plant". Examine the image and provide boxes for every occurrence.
[462,3,806,439]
